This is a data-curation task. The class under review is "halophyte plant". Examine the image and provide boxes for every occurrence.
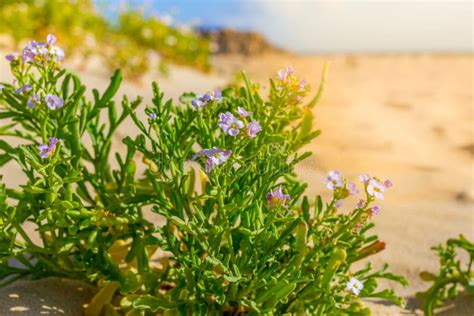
[417,236,474,316]
[0,35,407,315]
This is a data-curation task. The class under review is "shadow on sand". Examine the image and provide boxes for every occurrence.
[0,277,96,316]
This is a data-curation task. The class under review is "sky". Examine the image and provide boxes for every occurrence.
[95,0,473,53]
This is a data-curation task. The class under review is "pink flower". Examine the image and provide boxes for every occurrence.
[192,147,231,173]
[45,94,64,110]
[247,120,262,137]
[46,34,57,46]
[359,174,370,183]
[16,84,32,95]
[324,170,344,190]
[370,205,380,216]
[49,45,65,61]
[335,200,343,208]
[356,199,365,209]
[267,186,291,208]
[191,89,222,107]
[348,181,359,195]
[277,66,294,81]
[237,107,252,117]
[27,93,40,109]
[299,79,307,92]
[367,179,386,200]
[384,179,393,188]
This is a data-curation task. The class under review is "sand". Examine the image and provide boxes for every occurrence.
[0,51,473,315]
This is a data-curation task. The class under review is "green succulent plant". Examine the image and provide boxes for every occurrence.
[0,35,407,315]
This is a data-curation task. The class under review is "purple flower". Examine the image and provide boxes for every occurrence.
[348,181,359,195]
[47,34,57,46]
[16,84,32,95]
[384,179,393,188]
[247,120,262,137]
[49,45,65,61]
[218,112,244,136]
[356,199,365,209]
[5,53,18,62]
[27,93,40,109]
[46,34,65,61]
[38,137,58,158]
[267,186,291,208]
[237,107,252,117]
[45,94,64,110]
[191,89,222,108]
[359,174,370,183]
[346,277,363,295]
[299,79,307,92]
[335,200,343,208]
[210,89,222,101]
[148,112,157,119]
[324,170,344,190]
[277,66,294,81]
[193,147,231,172]
[191,96,205,108]
[370,205,381,216]
[367,179,386,200]
[22,41,48,63]
[18,35,64,64]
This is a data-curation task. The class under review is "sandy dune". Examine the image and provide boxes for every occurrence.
[0,52,473,315]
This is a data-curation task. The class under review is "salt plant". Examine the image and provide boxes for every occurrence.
[417,236,474,316]
[0,34,151,288]
[0,35,407,315]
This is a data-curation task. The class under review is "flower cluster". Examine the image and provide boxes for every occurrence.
[7,34,64,66]
[192,147,232,173]
[275,66,309,103]
[324,170,392,219]
[191,89,222,108]
[4,35,65,113]
[324,170,361,198]
[218,112,244,136]
[189,91,262,173]
[218,108,262,138]
[359,173,392,201]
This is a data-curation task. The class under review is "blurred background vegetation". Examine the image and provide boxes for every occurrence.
[0,0,212,77]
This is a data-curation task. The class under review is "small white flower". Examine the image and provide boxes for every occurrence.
[324,170,344,190]
[367,178,386,200]
[346,277,364,295]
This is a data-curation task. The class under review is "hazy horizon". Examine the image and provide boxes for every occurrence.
[95,0,473,54]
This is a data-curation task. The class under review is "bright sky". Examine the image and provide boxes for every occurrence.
[96,0,473,53]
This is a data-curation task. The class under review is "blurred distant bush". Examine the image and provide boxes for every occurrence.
[0,0,211,77]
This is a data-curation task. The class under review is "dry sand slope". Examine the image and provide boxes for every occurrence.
[0,52,473,315]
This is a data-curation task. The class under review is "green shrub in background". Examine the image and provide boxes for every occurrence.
[0,0,211,77]
[417,236,474,316]
[0,36,407,315]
